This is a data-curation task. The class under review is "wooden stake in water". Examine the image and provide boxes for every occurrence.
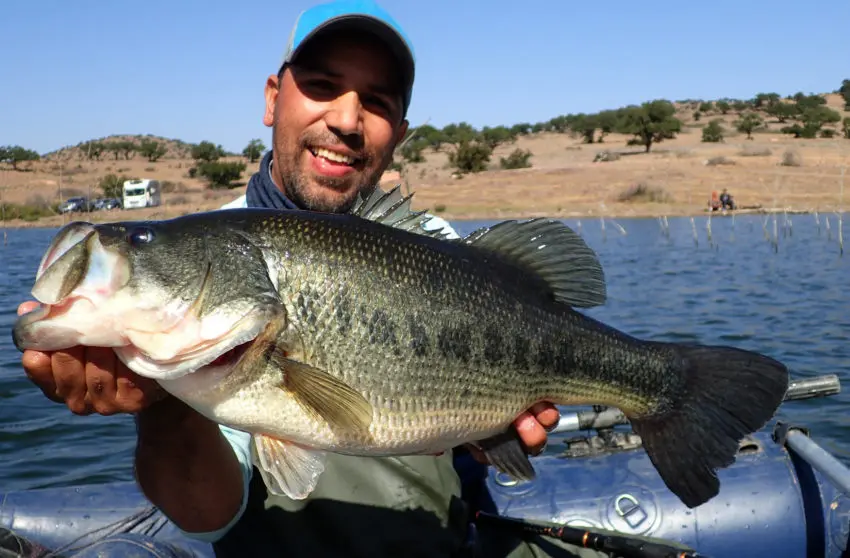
[840,165,845,257]
[772,212,779,253]
[730,213,735,242]
[600,217,606,242]
[610,219,627,236]
[690,216,698,247]
[1,187,6,247]
[706,213,713,247]
[815,210,821,236]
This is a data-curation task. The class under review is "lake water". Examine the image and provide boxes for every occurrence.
[0,213,848,493]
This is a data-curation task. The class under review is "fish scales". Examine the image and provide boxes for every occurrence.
[12,186,790,508]
[229,212,672,451]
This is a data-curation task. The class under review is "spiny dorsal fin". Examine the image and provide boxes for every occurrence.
[348,185,455,240]
[462,218,607,308]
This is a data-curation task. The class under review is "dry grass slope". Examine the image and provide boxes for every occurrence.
[2,95,848,228]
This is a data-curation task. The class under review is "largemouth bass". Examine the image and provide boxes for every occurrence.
[13,187,789,509]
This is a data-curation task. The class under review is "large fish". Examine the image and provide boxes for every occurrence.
[13,188,789,509]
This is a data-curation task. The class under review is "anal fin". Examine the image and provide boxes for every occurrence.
[475,427,536,481]
[252,434,328,500]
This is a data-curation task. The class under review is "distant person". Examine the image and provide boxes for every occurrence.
[708,190,721,211]
[15,2,696,557]
[719,188,735,210]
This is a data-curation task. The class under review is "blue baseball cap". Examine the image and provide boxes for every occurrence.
[282,0,416,117]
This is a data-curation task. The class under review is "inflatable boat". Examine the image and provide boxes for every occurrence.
[1,374,847,558]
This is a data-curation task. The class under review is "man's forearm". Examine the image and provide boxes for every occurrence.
[134,396,245,533]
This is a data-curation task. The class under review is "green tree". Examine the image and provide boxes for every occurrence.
[839,79,850,110]
[734,112,764,140]
[617,100,682,153]
[715,100,731,114]
[139,139,167,162]
[409,124,447,151]
[449,140,491,173]
[753,93,780,108]
[568,114,598,144]
[595,110,619,143]
[400,138,427,163]
[441,122,478,144]
[701,119,725,143]
[480,125,516,149]
[242,139,266,163]
[766,102,798,123]
[732,100,751,113]
[0,145,41,170]
[793,93,826,110]
[197,161,246,188]
[842,117,850,139]
[192,141,226,162]
[699,101,714,113]
[98,173,132,198]
[786,106,844,138]
[80,141,104,161]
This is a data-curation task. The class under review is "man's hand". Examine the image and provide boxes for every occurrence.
[17,301,167,416]
[464,402,560,464]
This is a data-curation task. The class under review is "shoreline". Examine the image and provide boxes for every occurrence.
[1,203,840,231]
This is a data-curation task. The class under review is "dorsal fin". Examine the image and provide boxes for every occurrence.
[348,185,454,240]
[462,218,607,308]
[349,187,606,308]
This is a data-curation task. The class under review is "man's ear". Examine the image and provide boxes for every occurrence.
[395,119,410,147]
[263,74,281,128]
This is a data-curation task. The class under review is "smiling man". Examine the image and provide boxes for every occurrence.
[17,1,575,557]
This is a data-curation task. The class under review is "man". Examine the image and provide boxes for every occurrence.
[16,1,579,557]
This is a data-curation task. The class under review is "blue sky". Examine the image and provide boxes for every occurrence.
[2,0,848,155]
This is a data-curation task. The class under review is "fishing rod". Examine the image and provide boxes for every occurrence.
[551,373,840,435]
[474,511,709,558]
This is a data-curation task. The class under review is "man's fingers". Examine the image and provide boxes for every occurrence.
[21,349,62,404]
[514,411,548,456]
[529,402,560,432]
[116,363,167,412]
[17,301,40,316]
[84,347,120,415]
[51,347,93,415]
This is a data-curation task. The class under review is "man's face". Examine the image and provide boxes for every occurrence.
[262,30,409,213]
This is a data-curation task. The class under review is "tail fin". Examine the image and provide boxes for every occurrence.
[630,345,789,509]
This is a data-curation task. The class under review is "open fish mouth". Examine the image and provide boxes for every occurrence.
[12,220,277,382]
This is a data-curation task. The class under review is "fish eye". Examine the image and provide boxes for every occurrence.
[128,226,156,246]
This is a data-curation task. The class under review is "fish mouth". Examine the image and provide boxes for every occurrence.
[14,220,278,383]
[13,222,133,352]
[113,314,268,381]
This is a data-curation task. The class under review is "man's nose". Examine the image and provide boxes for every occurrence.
[325,91,363,137]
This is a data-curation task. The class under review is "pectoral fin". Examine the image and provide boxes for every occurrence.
[276,356,373,436]
[252,434,328,500]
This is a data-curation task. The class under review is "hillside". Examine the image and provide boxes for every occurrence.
[1,89,849,228]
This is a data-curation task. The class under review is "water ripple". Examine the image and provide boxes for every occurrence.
[0,215,848,490]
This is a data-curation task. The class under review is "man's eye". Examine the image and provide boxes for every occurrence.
[364,94,396,115]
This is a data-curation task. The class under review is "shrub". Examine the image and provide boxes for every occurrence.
[617,183,672,203]
[449,140,491,174]
[499,148,532,169]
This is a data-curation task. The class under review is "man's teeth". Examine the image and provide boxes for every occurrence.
[313,147,355,164]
